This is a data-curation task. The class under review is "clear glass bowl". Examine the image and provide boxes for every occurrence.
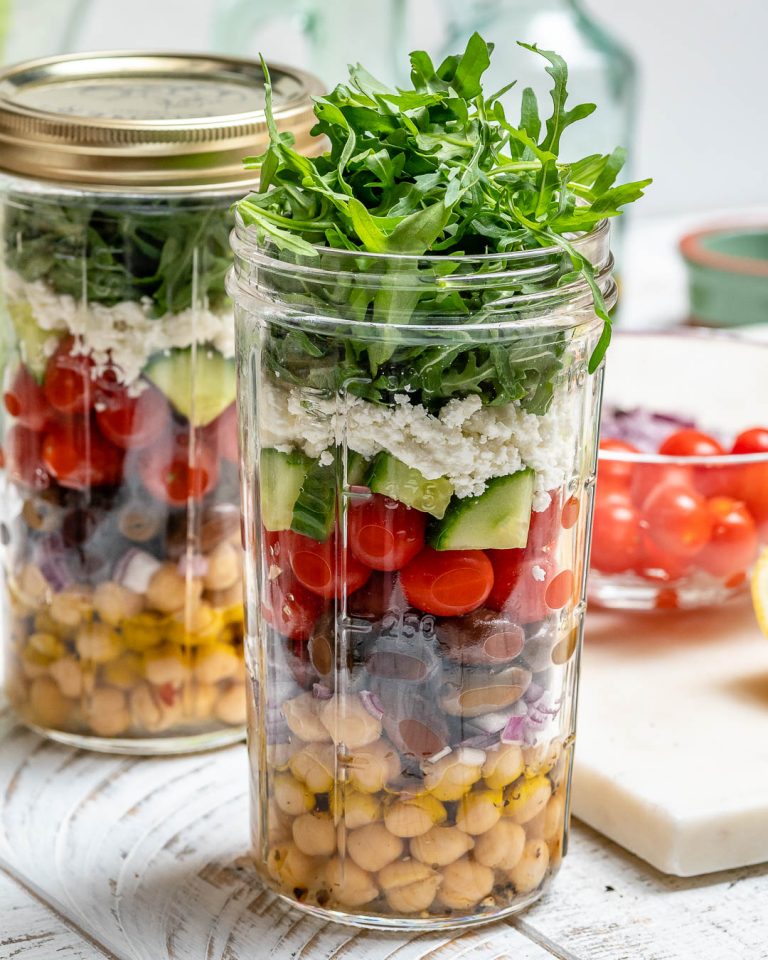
[589,331,768,611]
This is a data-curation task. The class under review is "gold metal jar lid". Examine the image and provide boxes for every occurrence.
[0,51,323,189]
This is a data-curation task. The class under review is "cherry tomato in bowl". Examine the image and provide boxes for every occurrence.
[597,438,639,492]
[590,490,641,575]
[401,547,493,617]
[641,482,713,557]
[348,494,426,571]
[658,429,725,457]
[696,497,758,579]
[731,428,768,456]
[137,429,219,507]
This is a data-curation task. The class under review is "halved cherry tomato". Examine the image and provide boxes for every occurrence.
[401,548,493,617]
[590,490,642,574]
[641,483,713,557]
[4,424,50,490]
[658,429,725,457]
[526,493,561,553]
[42,417,124,490]
[696,497,758,579]
[95,383,172,450]
[137,430,219,507]
[597,439,639,492]
[348,494,426,571]
[732,427,768,455]
[43,337,95,415]
[635,530,691,582]
[486,551,555,622]
[284,531,372,600]
[4,365,52,431]
[204,403,239,465]
[631,463,693,510]
[262,568,324,641]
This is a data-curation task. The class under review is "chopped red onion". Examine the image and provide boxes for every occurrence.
[34,537,74,592]
[312,683,333,700]
[360,689,384,720]
[501,715,528,743]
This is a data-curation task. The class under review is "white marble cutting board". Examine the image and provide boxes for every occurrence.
[572,599,768,877]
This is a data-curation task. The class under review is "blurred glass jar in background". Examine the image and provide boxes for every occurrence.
[0,0,92,64]
[0,52,321,753]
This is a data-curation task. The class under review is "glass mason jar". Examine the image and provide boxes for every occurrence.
[0,53,321,753]
[231,216,615,927]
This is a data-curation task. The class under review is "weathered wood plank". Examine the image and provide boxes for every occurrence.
[0,701,765,960]
[0,868,107,959]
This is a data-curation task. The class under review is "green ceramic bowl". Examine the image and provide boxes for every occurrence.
[680,225,768,327]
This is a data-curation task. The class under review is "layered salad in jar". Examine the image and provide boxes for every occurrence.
[235,36,649,923]
[0,193,246,745]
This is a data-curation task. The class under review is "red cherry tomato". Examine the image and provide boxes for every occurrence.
[732,427,768,455]
[43,337,95,415]
[526,493,562,553]
[590,491,642,574]
[642,483,713,557]
[658,429,725,457]
[635,530,691,582]
[285,531,372,600]
[631,462,693,510]
[348,494,426,571]
[4,365,52,431]
[730,463,768,538]
[137,430,219,507]
[95,383,172,450]
[262,568,324,641]
[696,497,759,579]
[204,403,239,465]
[400,548,493,617]
[42,417,124,490]
[486,551,554,622]
[4,424,50,489]
[597,438,639,492]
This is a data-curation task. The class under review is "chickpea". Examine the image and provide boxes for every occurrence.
[324,857,378,908]
[28,632,66,660]
[266,798,293,846]
[290,742,336,794]
[146,564,200,614]
[33,611,69,640]
[292,812,337,857]
[423,748,483,801]
[384,795,447,838]
[21,648,51,680]
[527,793,566,842]
[130,683,183,732]
[410,825,474,868]
[378,860,441,914]
[17,563,50,609]
[482,743,524,790]
[194,644,240,685]
[214,682,247,726]
[267,842,322,890]
[50,587,93,630]
[507,838,550,894]
[504,776,552,825]
[455,789,503,836]
[144,644,190,686]
[49,656,83,699]
[473,820,526,871]
[206,581,243,611]
[346,823,403,873]
[28,676,72,728]
[267,741,294,771]
[85,686,131,737]
[93,582,143,626]
[437,859,495,910]
[348,739,400,793]
[169,601,221,646]
[187,682,218,721]
[283,692,332,743]
[203,541,241,592]
[273,772,315,816]
[75,623,121,664]
[121,612,165,652]
[523,740,562,779]
[101,653,143,691]
[319,694,381,749]
[330,790,381,830]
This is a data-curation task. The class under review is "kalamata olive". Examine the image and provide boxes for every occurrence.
[285,638,316,690]
[22,490,65,534]
[377,682,450,760]
[61,507,105,547]
[199,503,241,553]
[440,664,532,718]
[364,631,440,684]
[347,571,404,621]
[517,620,558,672]
[307,611,366,684]
[436,609,525,666]
[116,500,166,542]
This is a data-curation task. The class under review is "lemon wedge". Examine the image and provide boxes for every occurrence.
[751,546,768,637]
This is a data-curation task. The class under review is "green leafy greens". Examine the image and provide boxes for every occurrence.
[239,34,649,408]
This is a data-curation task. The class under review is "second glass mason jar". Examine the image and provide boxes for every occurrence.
[0,52,321,752]
[231,217,615,927]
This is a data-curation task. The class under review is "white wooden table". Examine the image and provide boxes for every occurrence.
[1,696,766,960]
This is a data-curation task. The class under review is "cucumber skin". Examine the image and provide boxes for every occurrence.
[260,449,312,532]
[290,461,336,542]
[428,470,535,551]
[367,453,454,519]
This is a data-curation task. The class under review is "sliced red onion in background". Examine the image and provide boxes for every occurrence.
[360,689,384,720]
[178,553,209,578]
[600,406,699,452]
[312,683,333,700]
[114,548,162,594]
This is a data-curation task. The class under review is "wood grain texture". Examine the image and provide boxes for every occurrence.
[0,700,763,960]
[0,869,107,959]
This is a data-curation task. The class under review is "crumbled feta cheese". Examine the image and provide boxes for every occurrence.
[531,565,547,582]
[5,270,234,385]
[260,380,579,502]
